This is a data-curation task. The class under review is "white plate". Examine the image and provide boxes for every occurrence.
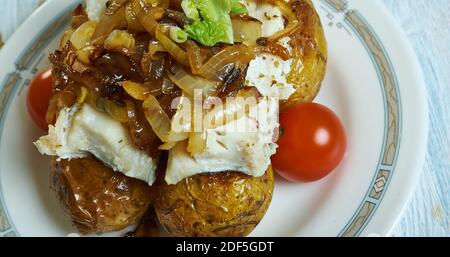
[0,0,428,237]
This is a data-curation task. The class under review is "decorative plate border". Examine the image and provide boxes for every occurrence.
[0,0,402,237]
[0,2,77,237]
[0,73,23,237]
[321,0,402,237]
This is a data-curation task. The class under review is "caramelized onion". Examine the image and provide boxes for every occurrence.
[142,94,188,144]
[197,44,255,82]
[143,0,170,8]
[165,9,190,26]
[105,0,129,15]
[125,2,146,32]
[122,80,162,100]
[59,28,74,50]
[104,30,136,54]
[94,52,143,82]
[70,21,97,50]
[185,40,203,74]
[232,16,262,46]
[159,141,177,150]
[132,1,164,36]
[169,0,182,10]
[46,84,78,125]
[168,66,218,97]
[155,26,189,66]
[91,6,127,46]
[123,81,151,100]
[148,40,167,60]
[77,87,88,104]
[125,100,160,156]
[71,5,89,29]
[85,90,128,123]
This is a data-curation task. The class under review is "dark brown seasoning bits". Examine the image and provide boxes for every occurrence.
[256,37,269,46]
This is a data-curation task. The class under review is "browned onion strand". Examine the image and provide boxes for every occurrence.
[165,9,190,26]
[125,1,146,32]
[155,26,189,67]
[148,39,167,60]
[147,0,170,8]
[168,66,219,97]
[123,81,151,100]
[125,99,160,157]
[91,6,127,46]
[131,1,164,36]
[46,84,78,125]
[142,94,188,145]
[168,0,183,10]
[105,0,129,15]
[231,16,262,46]
[59,28,74,50]
[84,88,129,123]
[184,40,203,74]
[122,80,164,100]
[71,5,89,29]
[197,44,256,82]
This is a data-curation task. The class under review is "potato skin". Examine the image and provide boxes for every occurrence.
[282,0,328,110]
[154,167,274,237]
[51,156,154,234]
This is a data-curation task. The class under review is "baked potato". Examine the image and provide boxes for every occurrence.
[125,208,161,237]
[50,156,154,234]
[38,0,326,237]
[282,0,328,109]
[153,0,325,237]
[154,166,274,237]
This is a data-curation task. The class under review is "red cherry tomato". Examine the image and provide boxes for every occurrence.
[272,103,347,182]
[27,68,53,131]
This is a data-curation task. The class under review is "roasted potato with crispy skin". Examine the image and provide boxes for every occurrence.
[154,166,274,237]
[282,0,328,110]
[51,156,154,234]
[154,0,325,237]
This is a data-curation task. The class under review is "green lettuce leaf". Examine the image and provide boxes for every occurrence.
[230,0,248,15]
[182,0,234,46]
[181,0,199,20]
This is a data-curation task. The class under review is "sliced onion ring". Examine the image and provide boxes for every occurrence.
[91,6,127,46]
[168,66,219,97]
[142,94,188,145]
[132,2,164,36]
[197,44,255,82]
[148,40,168,60]
[122,81,152,100]
[85,90,129,123]
[185,40,203,74]
[155,26,189,67]
[105,0,128,15]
